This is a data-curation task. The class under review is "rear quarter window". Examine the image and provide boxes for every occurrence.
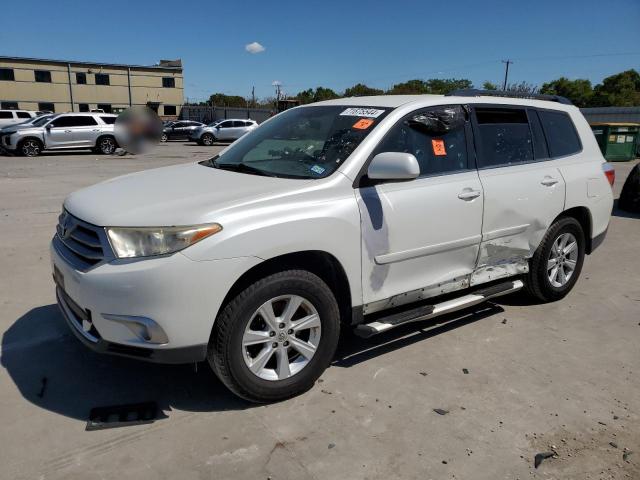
[100,116,116,125]
[538,110,582,158]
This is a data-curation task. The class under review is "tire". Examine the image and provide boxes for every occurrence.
[209,270,340,403]
[201,133,215,146]
[160,133,168,142]
[96,136,117,155]
[19,138,43,157]
[525,217,585,302]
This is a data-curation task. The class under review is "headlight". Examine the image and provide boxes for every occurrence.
[106,223,222,258]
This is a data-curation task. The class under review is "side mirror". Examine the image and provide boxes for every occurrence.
[45,124,52,130]
[367,152,420,181]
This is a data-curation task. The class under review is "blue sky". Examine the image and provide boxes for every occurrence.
[4,0,640,101]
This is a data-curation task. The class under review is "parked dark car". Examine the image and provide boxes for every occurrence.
[160,121,205,142]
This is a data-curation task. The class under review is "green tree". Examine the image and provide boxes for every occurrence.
[539,77,593,107]
[590,70,640,107]
[208,93,247,108]
[482,81,499,90]
[313,87,340,102]
[344,83,384,97]
[386,78,473,95]
[505,81,538,94]
[295,88,315,104]
[387,79,430,95]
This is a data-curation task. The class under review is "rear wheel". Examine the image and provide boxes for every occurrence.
[201,133,215,146]
[208,270,340,403]
[96,136,116,155]
[19,138,43,157]
[525,217,585,302]
[160,132,168,142]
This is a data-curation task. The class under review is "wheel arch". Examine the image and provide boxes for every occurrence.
[218,250,354,326]
[557,206,594,254]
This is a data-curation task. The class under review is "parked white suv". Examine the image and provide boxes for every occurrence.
[51,91,614,402]
[1,113,118,156]
[0,109,39,127]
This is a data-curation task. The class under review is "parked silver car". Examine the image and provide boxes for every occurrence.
[0,113,118,156]
[190,119,258,146]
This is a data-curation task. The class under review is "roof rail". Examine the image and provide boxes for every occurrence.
[445,89,573,105]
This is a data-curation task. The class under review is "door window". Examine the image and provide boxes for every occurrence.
[0,112,13,119]
[538,110,582,158]
[375,106,469,177]
[218,121,233,129]
[474,107,534,167]
[232,121,245,127]
[17,112,31,118]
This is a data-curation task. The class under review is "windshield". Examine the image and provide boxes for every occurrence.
[201,106,390,179]
[28,114,55,127]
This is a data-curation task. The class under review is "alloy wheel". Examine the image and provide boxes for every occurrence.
[242,295,321,381]
[100,138,115,154]
[547,232,578,287]
[22,139,41,156]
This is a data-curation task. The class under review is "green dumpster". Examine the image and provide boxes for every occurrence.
[590,123,640,162]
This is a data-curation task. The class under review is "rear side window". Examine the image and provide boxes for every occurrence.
[376,106,469,177]
[474,108,533,167]
[51,116,98,127]
[232,121,245,127]
[538,110,581,157]
[100,116,116,125]
[17,112,31,118]
[0,111,13,119]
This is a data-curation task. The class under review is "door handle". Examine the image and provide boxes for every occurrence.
[458,189,481,201]
[92,129,100,132]
[64,130,72,133]
[541,176,559,186]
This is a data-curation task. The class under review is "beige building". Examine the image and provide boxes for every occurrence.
[0,56,183,119]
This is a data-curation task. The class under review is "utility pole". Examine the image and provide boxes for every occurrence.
[502,59,513,90]
[251,86,255,108]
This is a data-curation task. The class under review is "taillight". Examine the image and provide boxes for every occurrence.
[602,162,615,187]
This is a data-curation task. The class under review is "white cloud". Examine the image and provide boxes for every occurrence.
[245,42,266,54]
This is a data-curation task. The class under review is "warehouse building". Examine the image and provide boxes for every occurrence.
[0,56,183,119]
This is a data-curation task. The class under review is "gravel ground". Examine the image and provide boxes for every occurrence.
[0,143,638,480]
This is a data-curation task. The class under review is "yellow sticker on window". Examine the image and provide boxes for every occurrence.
[432,139,446,156]
[352,118,374,130]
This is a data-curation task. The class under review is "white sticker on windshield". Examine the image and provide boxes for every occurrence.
[310,165,326,175]
[339,108,385,118]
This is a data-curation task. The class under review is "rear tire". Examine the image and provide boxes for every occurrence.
[208,270,340,403]
[160,133,168,142]
[19,138,43,157]
[525,217,585,302]
[96,136,117,155]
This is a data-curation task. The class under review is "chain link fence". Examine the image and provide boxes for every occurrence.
[179,105,274,124]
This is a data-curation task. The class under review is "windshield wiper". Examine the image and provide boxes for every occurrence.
[213,160,278,177]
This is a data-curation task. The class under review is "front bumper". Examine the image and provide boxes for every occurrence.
[50,239,262,364]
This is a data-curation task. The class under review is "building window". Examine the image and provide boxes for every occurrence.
[0,68,15,81]
[76,72,87,84]
[38,102,55,112]
[34,70,52,83]
[78,103,90,112]
[162,77,175,88]
[95,73,110,85]
[1,101,19,110]
[163,105,177,116]
[97,104,112,113]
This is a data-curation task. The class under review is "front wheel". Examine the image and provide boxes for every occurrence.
[208,270,340,403]
[201,133,215,146]
[525,217,585,302]
[19,138,43,157]
[160,133,168,142]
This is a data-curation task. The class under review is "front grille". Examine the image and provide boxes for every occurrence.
[54,210,113,271]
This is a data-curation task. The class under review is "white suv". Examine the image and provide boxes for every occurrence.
[50,91,614,402]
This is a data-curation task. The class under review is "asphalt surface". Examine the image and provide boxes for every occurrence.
[0,142,638,480]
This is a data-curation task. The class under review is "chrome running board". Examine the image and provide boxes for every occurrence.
[354,280,523,338]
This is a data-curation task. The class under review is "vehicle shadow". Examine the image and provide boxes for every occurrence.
[3,302,505,422]
[1,305,249,422]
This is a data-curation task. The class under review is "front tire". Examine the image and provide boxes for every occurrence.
[160,133,168,142]
[208,270,340,403]
[525,217,585,302]
[201,133,215,146]
[19,138,43,157]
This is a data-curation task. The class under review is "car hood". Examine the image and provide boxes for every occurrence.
[64,162,313,226]
[0,122,36,132]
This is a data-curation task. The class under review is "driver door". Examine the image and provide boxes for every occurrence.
[356,106,484,312]
[45,116,76,148]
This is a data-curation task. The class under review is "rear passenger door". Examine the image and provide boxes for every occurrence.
[71,116,99,147]
[470,105,566,285]
[357,105,484,311]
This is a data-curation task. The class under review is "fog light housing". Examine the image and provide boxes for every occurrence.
[102,314,169,344]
